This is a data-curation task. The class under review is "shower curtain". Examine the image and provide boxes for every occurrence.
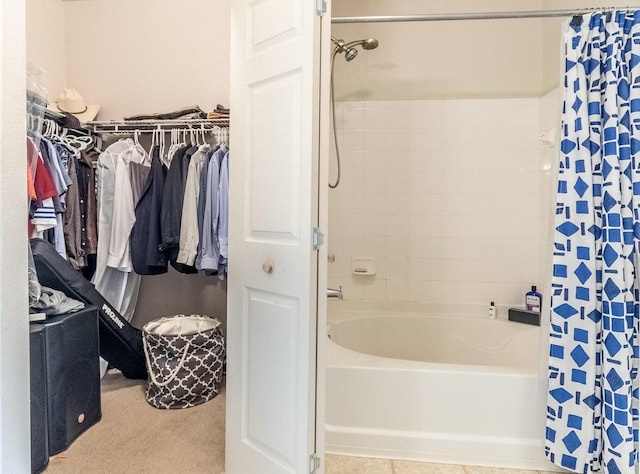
[546,11,640,473]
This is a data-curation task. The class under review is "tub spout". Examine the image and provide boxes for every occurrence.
[327,286,343,300]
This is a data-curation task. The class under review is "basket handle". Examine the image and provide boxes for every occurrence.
[143,337,191,388]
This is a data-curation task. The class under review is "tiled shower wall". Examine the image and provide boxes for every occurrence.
[327,95,557,307]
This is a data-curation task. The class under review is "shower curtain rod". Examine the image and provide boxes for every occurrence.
[331,7,627,24]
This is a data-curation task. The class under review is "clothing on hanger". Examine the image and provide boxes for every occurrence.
[130,146,168,275]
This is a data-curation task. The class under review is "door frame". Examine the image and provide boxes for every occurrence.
[0,0,32,471]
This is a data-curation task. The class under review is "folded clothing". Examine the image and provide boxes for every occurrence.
[124,106,206,121]
[30,286,85,316]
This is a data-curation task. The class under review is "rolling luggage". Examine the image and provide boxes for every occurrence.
[30,238,147,379]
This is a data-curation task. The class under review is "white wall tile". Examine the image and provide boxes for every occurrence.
[386,214,410,236]
[386,172,411,194]
[328,256,351,279]
[340,171,366,193]
[409,173,429,194]
[340,150,366,172]
[386,279,409,302]
[365,172,387,193]
[409,102,431,130]
[365,103,387,129]
[364,130,387,152]
[409,150,430,172]
[330,96,554,307]
[409,130,431,150]
[338,130,365,151]
[342,101,365,129]
[364,192,388,216]
[341,192,366,215]
[374,257,387,279]
[387,257,409,280]
[387,236,410,258]
[386,194,411,217]
[387,103,413,130]
[409,215,429,237]
[364,149,387,172]
[364,279,387,302]
[364,215,387,236]
[408,279,431,304]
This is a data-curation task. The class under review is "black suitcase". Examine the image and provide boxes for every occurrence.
[31,307,102,455]
[30,238,147,379]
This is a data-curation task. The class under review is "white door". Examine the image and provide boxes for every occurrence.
[225,0,325,473]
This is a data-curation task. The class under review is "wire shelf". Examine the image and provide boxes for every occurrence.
[85,118,229,134]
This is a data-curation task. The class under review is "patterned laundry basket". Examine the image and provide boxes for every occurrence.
[142,315,225,409]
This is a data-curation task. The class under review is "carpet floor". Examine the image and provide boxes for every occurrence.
[44,371,226,474]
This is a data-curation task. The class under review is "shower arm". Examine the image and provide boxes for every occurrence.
[331,36,345,50]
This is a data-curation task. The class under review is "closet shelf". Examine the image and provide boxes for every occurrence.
[85,118,229,134]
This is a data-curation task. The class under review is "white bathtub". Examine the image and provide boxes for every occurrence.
[325,303,557,471]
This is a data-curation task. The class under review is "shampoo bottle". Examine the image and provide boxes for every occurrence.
[489,301,497,319]
[525,285,542,313]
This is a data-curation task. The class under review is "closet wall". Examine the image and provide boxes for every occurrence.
[26,0,231,330]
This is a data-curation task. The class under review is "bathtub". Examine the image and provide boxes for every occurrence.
[325,303,557,471]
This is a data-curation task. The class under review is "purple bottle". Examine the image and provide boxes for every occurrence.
[525,285,542,313]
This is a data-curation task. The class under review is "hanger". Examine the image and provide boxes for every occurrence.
[150,129,157,155]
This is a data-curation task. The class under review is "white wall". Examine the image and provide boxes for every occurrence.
[332,0,640,101]
[64,0,230,120]
[331,0,545,100]
[328,97,551,307]
[26,0,65,101]
[0,0,31,470]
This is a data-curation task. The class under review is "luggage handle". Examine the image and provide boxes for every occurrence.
[143,337,191,387]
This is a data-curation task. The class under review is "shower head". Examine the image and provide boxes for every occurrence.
[361,38,379,50]
[331,36,379,61]
[344,38,379,51]
[344,47,358,61]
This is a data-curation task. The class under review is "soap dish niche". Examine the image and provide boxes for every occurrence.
[352,257,375,276]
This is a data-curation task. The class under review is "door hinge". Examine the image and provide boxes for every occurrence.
[312,227,324,251]
[315,0,327,17]
[309,453,321,473]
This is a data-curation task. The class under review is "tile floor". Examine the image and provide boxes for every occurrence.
[325,455,560,474]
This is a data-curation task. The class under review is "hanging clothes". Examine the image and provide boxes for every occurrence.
[177,143,211,266]
[130,146,168,275]
[216,150,229,280]
[28,137,59,238]
[77,150,99,278]
[194,146,216,269]
[93,138,142,327]
[197,145,224,274]
[106,140,149,272]
[546,11,640,473]
[161,144,199,274]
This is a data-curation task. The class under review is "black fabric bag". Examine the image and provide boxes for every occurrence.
[30,238,147,379]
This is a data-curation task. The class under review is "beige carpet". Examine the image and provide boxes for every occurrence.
[44,371,226,474]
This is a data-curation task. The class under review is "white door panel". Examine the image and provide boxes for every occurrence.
[226,0,322,472]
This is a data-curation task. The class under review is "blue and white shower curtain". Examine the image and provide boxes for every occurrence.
[547,11,640,474]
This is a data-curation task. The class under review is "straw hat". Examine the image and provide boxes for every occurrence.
[48,88,100,122]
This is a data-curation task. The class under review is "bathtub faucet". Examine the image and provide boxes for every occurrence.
[327,286,343,300]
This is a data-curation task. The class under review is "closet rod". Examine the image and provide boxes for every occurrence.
[331,7,628,24]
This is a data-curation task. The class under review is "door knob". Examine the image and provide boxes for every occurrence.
[262,260,274,274]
